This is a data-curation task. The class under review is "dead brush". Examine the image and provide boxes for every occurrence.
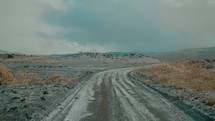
[0,65,41,85]
[15,73,41,85]
[0,65,15,85]
[49,74,75,85]
[137,61,215,92]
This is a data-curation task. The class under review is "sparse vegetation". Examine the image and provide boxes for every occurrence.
[6,54,14,59]
[0,65,77,86]
[49,74,75,85]
[0,65,15,85]
[0,65,40,85]
[137,61,215,92]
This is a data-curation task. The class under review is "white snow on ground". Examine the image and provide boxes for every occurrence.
[43,73,99,121]
[63,82,94,121]
[43,68,194,121]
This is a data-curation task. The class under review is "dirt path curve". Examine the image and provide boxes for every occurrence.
[43,68,194,121]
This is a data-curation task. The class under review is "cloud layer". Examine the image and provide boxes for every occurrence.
[0,0,215,54]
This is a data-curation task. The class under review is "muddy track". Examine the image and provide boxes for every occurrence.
[43,68,206,121]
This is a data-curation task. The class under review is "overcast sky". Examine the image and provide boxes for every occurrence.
[0,0,215,55]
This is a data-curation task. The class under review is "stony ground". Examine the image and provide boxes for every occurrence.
[0,54,214,121]
[0,53,159,121]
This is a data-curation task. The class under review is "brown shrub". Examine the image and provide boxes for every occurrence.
[49,74,75,85]
[0,65,15,85]
[0,65,41,85]
[15,73,41,85]
[137,61,215,92]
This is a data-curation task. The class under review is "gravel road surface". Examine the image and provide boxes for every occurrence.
[43,68,199,121]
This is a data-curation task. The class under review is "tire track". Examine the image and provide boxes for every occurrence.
[120,69,194,121]
[112,71,158,121]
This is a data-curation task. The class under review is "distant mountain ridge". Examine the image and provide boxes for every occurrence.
[0,49,12,54]
[51,51,162,56]
[0,49,24,55]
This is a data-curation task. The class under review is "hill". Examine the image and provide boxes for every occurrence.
[153,47,215,61]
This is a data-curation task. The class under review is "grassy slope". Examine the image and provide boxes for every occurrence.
[137,61,215,91]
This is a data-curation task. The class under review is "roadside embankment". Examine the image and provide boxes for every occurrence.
[134,60,215,120]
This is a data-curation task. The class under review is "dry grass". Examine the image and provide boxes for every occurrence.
[49,74,75,85]
[0,65,15,85]
[15,73,41,85]
[0,65,40,85]
[0,65,76,86]
[137,61,215,92]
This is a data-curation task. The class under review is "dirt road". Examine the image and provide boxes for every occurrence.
[43,68,198,121]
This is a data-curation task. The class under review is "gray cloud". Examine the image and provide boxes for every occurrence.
[157,0,215,46]
[42,0,215,52]
[0,0,113,55]
[0,0,215,54]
